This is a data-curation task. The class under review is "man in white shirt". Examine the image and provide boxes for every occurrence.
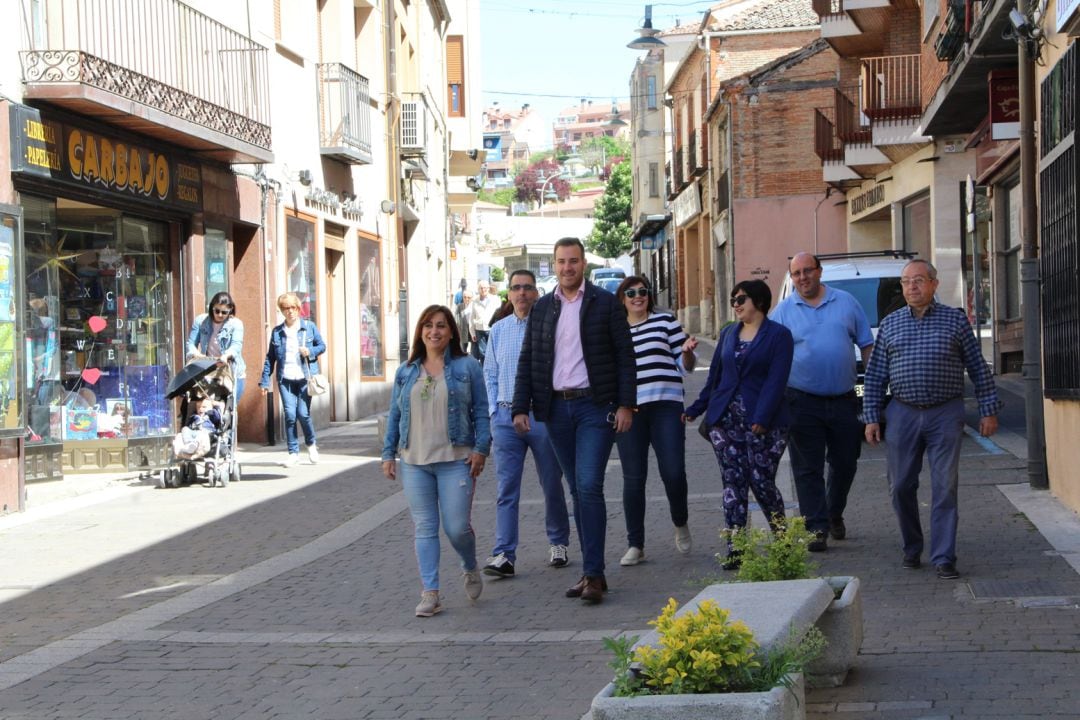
[469,283,500,361]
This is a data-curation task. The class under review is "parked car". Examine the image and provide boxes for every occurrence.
[778,251,912,398]
[589,267,626,284]
[596,277,623,294]
[536,275,558,296]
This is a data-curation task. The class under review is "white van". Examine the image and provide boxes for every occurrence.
[590,267,626,284]
[778,251,913,396]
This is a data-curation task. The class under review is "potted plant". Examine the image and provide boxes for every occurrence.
[723,517,863,688]
[592,598,825,720]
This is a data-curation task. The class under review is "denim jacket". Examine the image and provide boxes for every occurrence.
[186,315,246,378]
[259,319,326,388]
[381,349,491,461]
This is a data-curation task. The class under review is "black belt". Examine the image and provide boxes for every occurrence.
[789,388,856,401]
[896,397,959,410]
[553,387,591,400]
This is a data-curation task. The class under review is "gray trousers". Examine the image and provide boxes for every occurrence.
[884,398,965,566]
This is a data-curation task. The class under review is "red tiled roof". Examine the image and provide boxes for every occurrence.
[710,0,818,31]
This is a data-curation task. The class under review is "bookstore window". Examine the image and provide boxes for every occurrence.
[22,195,174,447]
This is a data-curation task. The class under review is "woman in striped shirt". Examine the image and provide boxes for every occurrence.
[613,276,699,566]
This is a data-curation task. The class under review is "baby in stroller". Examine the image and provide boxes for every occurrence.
[172,395,222,459]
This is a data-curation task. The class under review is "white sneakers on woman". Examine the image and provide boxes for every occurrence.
[415,591,442,617]
[675,525,693,554]
[620,547,645,566]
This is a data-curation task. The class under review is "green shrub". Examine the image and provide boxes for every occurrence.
[724,516,818,582]
[605,598,825,697]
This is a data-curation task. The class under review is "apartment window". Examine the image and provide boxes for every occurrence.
[649,163,659,197]
[647,76,657,109]
[1004,180,1022,319]
[446,35,465,117]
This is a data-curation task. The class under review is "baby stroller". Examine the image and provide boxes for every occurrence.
[158,357,242,488]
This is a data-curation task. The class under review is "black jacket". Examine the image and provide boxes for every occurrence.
[511,281,636,422]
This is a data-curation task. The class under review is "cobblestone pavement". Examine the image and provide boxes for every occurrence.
[1,343,1078,719]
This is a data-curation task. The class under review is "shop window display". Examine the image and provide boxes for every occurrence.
[0,213,21,435]
[286,215,317,320]
[23,196,173,451]
[358,238,383,377]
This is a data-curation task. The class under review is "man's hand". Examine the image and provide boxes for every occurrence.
[614,407,634,433]
[381,460,396,480]
[513,413,531,434]
[865,422,882,445]
[979,415,999,437]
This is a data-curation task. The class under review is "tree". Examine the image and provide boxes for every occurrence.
[578,136,631,176]
[586,160,633,258]
[514,158,570,205]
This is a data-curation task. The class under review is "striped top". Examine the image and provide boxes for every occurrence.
[628,311,691,405]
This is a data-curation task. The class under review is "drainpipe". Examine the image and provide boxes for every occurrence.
[383,0,405,362]
[1017,0,1047,489]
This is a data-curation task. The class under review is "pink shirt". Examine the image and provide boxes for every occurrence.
[552,285,589,390]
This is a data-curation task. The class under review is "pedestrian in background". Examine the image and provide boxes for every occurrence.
[469,283,499,361]
[614,275,697,567]
[512,237,637,604]
[482,270,571,578]
[771,252,873,552]
[382,305,490,617]
[187,291,247,400]
[454,290,473,354]
[863,259,1001,580]
[259,292,325,467]
[685,280,793,571]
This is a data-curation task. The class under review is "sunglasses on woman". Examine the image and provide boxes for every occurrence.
[730,294,750,308]
[623,288,649,298]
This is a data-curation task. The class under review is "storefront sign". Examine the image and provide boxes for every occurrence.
[849,183,888,218]
[988,70,1019,141]
[673,182,701,227]
[9,105,202,212]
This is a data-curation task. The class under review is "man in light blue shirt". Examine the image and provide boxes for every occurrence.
[482,269,570,578]
[771,252,873,551]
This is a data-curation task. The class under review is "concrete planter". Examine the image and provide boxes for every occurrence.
[591,673,805,720]
[806,576,863,688]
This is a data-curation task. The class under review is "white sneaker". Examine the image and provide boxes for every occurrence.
[548,544,569,568]
[675,525,693,554]
[620,547,645,566]
[282,453,299,468]
[462,569,483,600]
[307,445,320,464]
[415,591,442,617]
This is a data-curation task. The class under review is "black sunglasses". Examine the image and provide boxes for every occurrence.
[730,295,750,308]
[623,288,649,298]
[509,283,536,292]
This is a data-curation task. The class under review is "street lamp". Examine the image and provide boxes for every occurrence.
[538,171,569,218]
[627,5,666,50]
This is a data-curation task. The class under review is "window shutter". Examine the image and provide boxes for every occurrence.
[446,36,464,84]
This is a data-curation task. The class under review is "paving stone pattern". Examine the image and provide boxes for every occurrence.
[1,340,1078,719]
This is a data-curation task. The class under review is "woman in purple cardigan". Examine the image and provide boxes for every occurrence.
[684,279,794,570]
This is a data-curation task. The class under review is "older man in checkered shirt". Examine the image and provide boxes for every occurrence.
[863,259,1002,581]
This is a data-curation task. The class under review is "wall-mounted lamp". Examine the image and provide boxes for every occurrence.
[628,5,666,50]
[380,199,397,214]
[466,176,482,191]
[297,169,313,186]
[467,148,479,160]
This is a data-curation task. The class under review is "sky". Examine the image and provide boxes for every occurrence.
[480,0,716,148]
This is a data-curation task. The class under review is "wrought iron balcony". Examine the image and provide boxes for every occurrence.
[318,63,373,165]
[20,0,272,163]
[672,147,685,191]
[813,106,844,162]
[861,54,922,121]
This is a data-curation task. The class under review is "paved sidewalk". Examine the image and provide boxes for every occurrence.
[0,341,1078,719]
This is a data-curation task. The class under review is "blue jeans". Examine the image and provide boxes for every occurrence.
[785,389,863,534]
[615,400,689,549]
[491,407,570,561]
[884,398,965,566]
[400,459,478,591]
[278,378,316,454]
[544,397,616,577]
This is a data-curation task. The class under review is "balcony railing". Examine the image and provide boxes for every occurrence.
[687,131,698,176]
[814,106,845,162]
[318,63,373,164]
[835,85,871,144]
[861,54,922,120]
[20,0,271,160]
[672,147,685,190]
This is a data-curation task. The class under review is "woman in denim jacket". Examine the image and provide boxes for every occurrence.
[259,292,327,467]
[186,291,246,399]
[382,304,491,618]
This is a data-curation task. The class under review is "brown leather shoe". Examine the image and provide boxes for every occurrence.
[580,575,606,604]
[565,574,608,598]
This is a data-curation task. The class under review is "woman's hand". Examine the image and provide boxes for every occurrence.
[681,337,698,372]
[681,413,694,425]
[751,423,767,435]
[382,460,397,480]
[466,452,486,478]
[299,346,310,358]
[260,387,270,397]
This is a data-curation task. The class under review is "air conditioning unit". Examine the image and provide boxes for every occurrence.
[400,101,427,152]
